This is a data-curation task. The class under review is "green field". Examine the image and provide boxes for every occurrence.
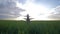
[0,20,60,34]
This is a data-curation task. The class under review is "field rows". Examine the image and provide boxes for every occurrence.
[0,20,60,34]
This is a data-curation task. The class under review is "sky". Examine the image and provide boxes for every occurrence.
[0,0,25,20]
[0,0,60,20]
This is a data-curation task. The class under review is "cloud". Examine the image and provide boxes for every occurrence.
[18,0,27,4]
[34,0,60,8]
[48,6,60,19]
[0,0,17,8]
[0,0,25,19]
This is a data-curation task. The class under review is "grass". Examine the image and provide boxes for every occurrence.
[0,20,60,34]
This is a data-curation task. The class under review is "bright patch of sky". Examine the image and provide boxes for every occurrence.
[16,0,60,20]
[35,0,60,8]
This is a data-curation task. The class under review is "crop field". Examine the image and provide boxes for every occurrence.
[0,20,60,34]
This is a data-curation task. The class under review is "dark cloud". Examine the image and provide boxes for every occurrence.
[0,0,25,19]
[0,0,16,8]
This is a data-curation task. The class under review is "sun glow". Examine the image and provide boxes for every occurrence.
[16,0,50,20]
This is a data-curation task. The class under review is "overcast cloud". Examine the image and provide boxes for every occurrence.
[0,0,25,19]
[0,0,60,20]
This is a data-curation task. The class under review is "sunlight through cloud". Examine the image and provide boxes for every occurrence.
[18,0,50,20]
